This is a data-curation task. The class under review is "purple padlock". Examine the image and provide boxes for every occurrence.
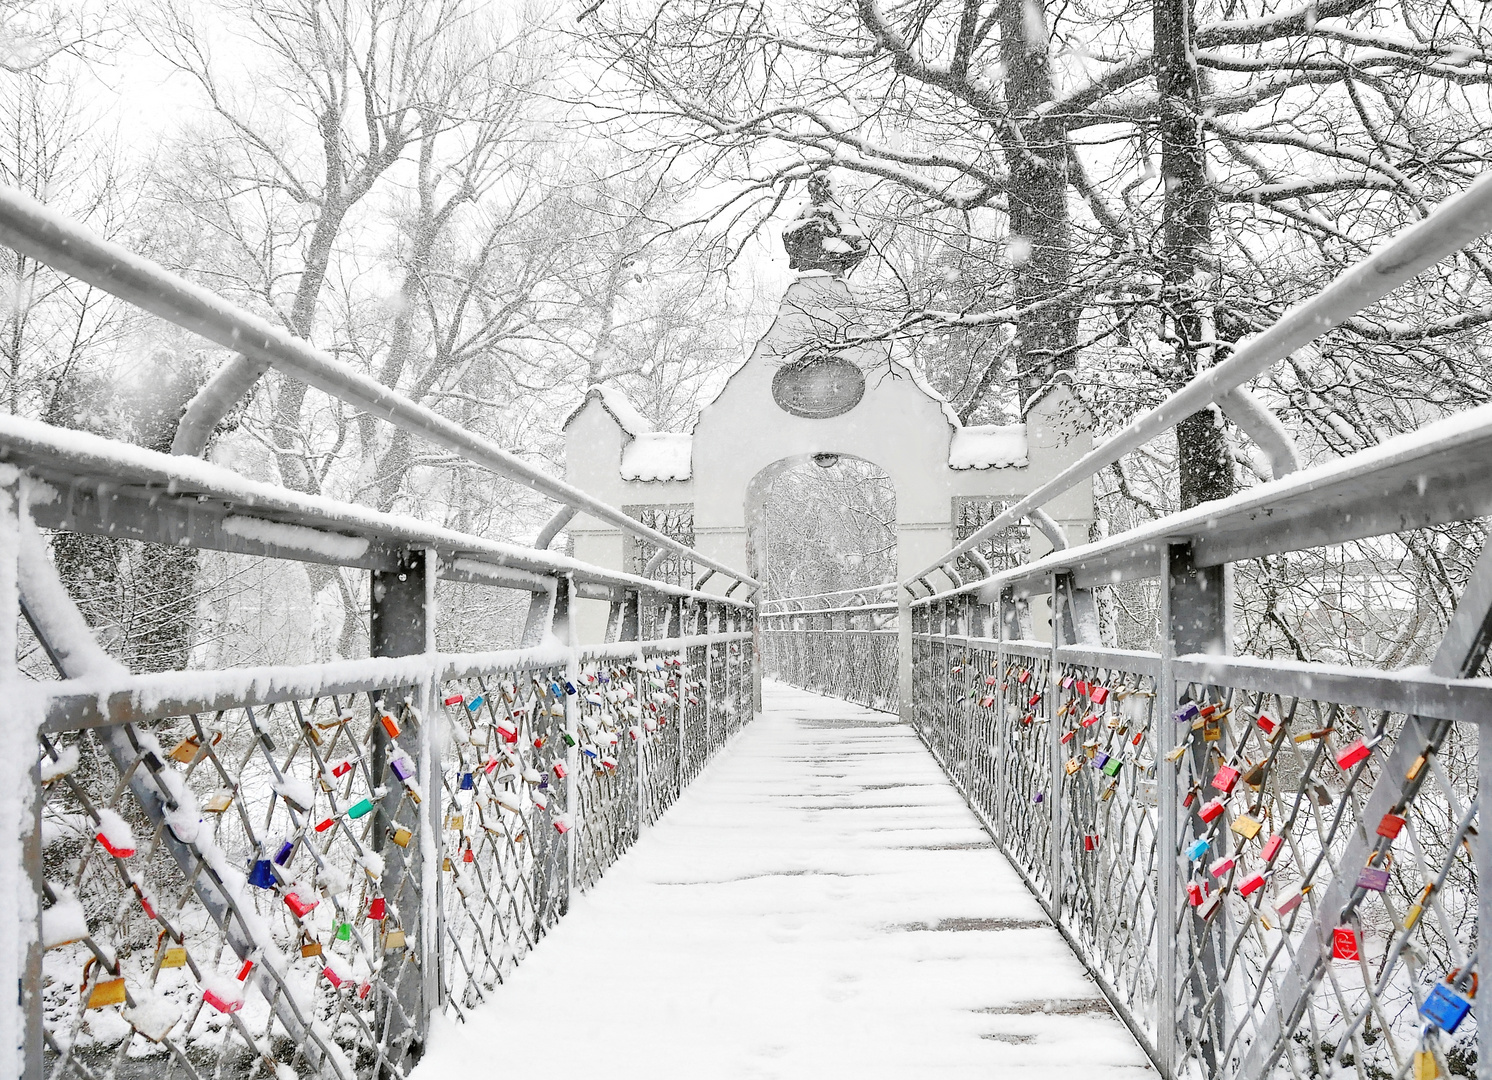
[1173,701,1200,724]
[1033,791,1045,804]
[1356,864,1390,892]
[1093,752,1111,770]
[390,755,415,782]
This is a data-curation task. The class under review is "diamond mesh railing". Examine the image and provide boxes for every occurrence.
[35,636,755,1080]
[760,596,897,712]
[0,182,762,1080]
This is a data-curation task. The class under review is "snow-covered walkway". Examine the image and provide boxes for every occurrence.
[413,681,1152,1079]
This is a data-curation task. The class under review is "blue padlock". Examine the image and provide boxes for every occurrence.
[1186,838,1210,862]
[248,859,276,889]
[466,695,484,713]
[274,841,294,866]
[1420,983,1472,1033]
[460,772,474,791]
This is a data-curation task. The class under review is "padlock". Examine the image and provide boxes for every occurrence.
[1173,701,1200,725]
[1276,885,1305,916]
[315,816,336,832]
[1093,752,1110,770]
[1230,815,1262,840]
[1164,745,1188,762]
[1199,797,1226,823]
[1185,838,1210,862]
[1239,872,1266,898]
[1032,792,1044,804]
[1202,720,1222,742]
[274,841,295,866]
[1083,834,1099,852]
[462,840,474,863]
[1356,854,1391,893]
[160,946,187,969]
[443,693,465,707]
[1060,730,1076,745]
[1187,882,1206,906]
[323,966,344,989]
[1408,753,1428,781]
[286,892,318,918]
[1414,1049,1439,1080]
[1090,686,1110,706]
[1211,766,1240,794]
[380,713,402,739]
[1208,855,1235,879]
[348,798,374,819]
[1064,758,1083,776]
[1261,834,1285,863]
[460,772,474,791]
[336,922,351,941]
[95,829,136,860]
[300,940,323,958]
[532,791,549,811]
[236,957,254,981]
[385,928,407,951]
[248,860,276,889]
[1256,714,1277,736]
[1101,757,1122,778]
[1335,738,1371,770]
[1420,983,1472,1033]
[553,815,572,835]
[553,761,568,780]
[203,987,243,1013]
[1331,926,1360,961]
[1197,892,1222,920]
[332,759,354,778]
[391,826,412,848]
[1377,813,1406,839]
[390,756,415,782]
[368,897,386,921]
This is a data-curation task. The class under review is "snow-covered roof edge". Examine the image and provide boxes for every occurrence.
[621,432,693,482]
[562,384,654,437]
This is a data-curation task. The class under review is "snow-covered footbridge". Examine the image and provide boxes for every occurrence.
[6,173,1492,1080]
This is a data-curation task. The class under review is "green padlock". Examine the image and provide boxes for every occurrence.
[348,798,374,819]
[1102,757,1122,778]
[336,922,351,941]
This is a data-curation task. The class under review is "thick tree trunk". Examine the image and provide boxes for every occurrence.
[1155,0,1233,509]
[997,0,1077,407]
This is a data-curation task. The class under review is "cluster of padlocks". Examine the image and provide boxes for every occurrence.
[1166,685,1478,1078]
[38,690,428,1075]
[911,626,1479,1078]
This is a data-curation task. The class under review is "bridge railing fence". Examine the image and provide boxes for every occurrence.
[893,176,1492,1078]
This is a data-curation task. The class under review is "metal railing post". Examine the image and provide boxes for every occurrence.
[1048,575,1064,918]
[898,586,913,722]
[369,547,432,1060]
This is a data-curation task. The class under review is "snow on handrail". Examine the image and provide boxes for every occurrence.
[0,413,752,608]
[909,319,1492,607]
[906,170,1492,586]
[0,183,758,594]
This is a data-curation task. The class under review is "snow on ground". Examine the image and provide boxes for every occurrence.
[413,681,1152,1079]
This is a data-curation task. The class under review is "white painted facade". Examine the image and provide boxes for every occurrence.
[562,270,1093,644]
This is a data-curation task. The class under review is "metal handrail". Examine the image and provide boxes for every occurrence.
[906,170,1492,585]
[0,184,758,595]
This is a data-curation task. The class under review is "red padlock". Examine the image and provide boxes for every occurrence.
[1090,686,1110,706]
[1261,834,1285,863]
[1199,797,1226,823]
[285,892,318,918]
[1239,872,1267,898]
[368,897,386,921]
[1335,738,1371,770]
[1377,813,1406,839]
[1211,766,1240,794]
[1332,926,1360,960]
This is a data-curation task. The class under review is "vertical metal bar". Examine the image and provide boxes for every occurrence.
[898,586,913,722]
[1156,545,1179,1079]
[1048,575,1063,917]
[1478,722,1492,1080]
[2,477,43,1080]
[558,575,579,912]
[996,588,1011,843]
[369,547,429,1061]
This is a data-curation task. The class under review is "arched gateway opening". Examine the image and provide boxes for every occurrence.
[559,185,1095,709]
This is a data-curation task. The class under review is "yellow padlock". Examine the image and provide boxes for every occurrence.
[1414,1049,1439,1080]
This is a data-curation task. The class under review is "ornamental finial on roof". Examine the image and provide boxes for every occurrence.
[782,169,870,277]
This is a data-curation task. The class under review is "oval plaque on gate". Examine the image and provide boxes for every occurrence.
[771,354,865,419]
